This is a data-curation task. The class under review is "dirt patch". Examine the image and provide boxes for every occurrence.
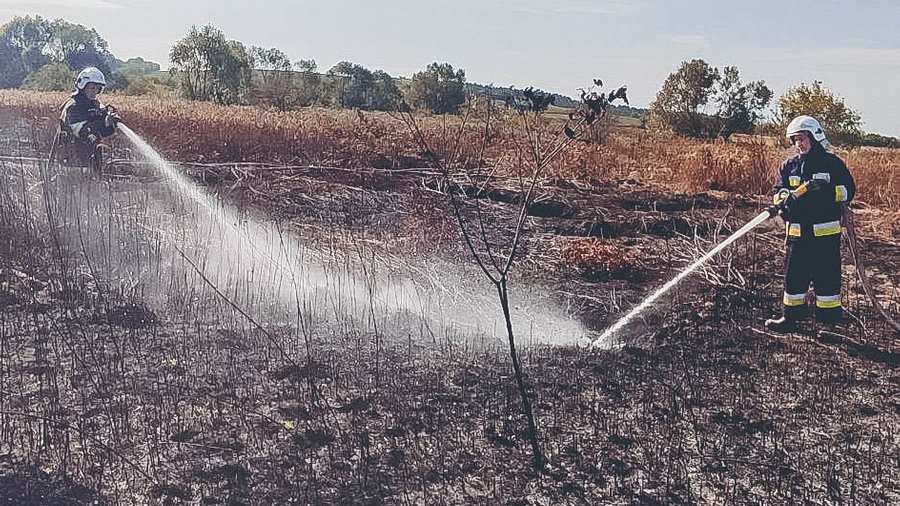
[106,302,158,328]
[0,455,105,505]
[560,238,646,282]
[645,216,698,237]
[618,191,722,212]
[551,218,632,238]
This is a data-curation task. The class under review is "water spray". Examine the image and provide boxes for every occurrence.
[591,190,801,346]
[117,124,215,214]
[113,123,590,346]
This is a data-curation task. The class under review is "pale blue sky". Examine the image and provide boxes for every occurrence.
[3,0,899,136]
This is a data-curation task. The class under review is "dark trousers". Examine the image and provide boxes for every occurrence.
[782,235,842,321]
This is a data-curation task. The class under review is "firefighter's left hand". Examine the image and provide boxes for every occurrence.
[806,179,831,193]
[807,179,836,205]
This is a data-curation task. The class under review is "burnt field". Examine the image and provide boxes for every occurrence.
[0,102,898,504]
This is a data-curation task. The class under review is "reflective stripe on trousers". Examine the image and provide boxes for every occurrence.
[781,235,842,320]
[783,292,806,306]
[815,294,841,309]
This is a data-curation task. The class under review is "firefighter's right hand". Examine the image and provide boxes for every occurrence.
[773,188,792,207]
[85,133,102,148]
[771,188,794,217]
[104,110,121,128]
[773,188,790,205]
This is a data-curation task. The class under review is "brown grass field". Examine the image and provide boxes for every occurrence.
[1,89,896,213]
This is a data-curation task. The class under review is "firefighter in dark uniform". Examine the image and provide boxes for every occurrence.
[53,66,121,173]
[765,115,856,332]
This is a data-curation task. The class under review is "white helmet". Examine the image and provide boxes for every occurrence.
[785,115,826,143]
[74,67,107,90]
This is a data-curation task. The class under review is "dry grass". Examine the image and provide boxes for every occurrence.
[2,89,896,210]
[551,131,897,211]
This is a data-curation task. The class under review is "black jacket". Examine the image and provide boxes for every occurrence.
[59,91,115,140]
[773,142,856,240]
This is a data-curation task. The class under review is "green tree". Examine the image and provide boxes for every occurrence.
[327,61,374,109]
[20,61,72,91]
[649,59,772,139]
[47,18,116,75]
[324,61,399,111]
[779,81,862,145]
[169,25,252,105]
[713,66,772,139]
[370,70,401,111]
[859,132,898,148]
[123,73,178,96]
[648,59,719,137]
[0,15,53,88]
[115,57,161,77]
[294,59,320,107]
[405,62,467,114]
[249,46,295,110]
[113,57,163,94]
[0,16,122,89]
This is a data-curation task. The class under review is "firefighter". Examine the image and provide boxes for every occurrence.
[55,66,121,173]
[765,115,856,332]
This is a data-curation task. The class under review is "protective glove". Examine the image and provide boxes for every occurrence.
[103,106,121,128]
[769,188,795,218]
[806,178,826,192]
[773,188,791,206]
[85,132,102,148]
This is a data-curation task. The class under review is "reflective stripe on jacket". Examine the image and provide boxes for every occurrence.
[772,143,856,241]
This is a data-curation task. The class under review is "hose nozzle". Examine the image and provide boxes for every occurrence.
[767,182,810,219]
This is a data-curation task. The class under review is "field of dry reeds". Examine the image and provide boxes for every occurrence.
[1,89,896,214]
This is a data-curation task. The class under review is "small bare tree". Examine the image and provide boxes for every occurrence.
[398,80,628,470]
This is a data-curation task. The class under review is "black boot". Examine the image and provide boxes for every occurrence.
[764,316,796,333]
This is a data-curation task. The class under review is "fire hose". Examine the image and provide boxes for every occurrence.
[842,207,900,333]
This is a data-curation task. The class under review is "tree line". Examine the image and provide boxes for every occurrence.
[0,17,469,114]
[1,16,894,147]
[0,15,163,93]
[165,25,468,113]
[646,59,889,146]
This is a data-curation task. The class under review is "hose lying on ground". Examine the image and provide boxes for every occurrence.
[843,206,900,334]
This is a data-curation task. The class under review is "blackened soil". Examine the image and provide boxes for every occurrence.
[1,162,897,505]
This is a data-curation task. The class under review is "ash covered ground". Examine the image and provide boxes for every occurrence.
[0,122,897,505]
